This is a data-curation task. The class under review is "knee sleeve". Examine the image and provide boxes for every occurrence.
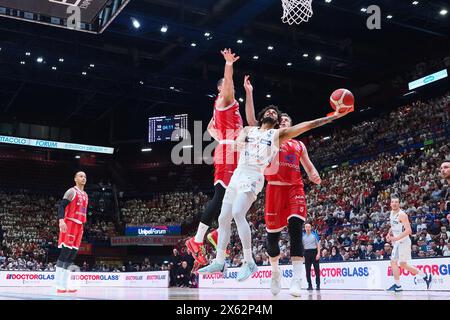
[57,246,72,264]
[266,232,281,258]
[288,217,304,257]
[200,184,226,226]
[63,249,78,269]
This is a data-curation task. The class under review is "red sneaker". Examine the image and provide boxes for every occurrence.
[56,289,67,294]
[207,229,230,257]
[67,289,78,293]
[207,229,218,249]
[185,237,207,265]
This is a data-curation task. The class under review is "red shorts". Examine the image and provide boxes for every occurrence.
[213,145,238,187]
[214,163,238,187]
[265,184,307,232]
[58,219,84,250]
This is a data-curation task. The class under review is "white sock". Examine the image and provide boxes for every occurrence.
[65,269,73,290]
[243,249,253,263]
[292,260,304,280]
[61,269,69,290]
[55,267,64,289]
[194,222,209,243]
[270,259,280,274]
[395,279,401,286]
[216,250,227,265]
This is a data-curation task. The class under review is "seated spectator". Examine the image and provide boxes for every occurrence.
[176,261,191,288]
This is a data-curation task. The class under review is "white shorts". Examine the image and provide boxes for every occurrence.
[391,238,412,262]
[222,167,264,204]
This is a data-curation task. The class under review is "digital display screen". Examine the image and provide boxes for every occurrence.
[408,69,448,90]
[148,114,188,143]
[0,0,109,23]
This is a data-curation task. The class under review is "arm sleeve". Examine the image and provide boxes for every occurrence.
[57,188,75,220]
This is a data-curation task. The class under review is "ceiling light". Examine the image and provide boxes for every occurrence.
[160,25,168,33]
[237,39,243,44]
[315,55,322,61]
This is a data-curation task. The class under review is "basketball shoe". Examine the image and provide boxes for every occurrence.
[185,237,207,265]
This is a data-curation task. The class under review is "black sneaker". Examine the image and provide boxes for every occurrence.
[423,273,432,290]
[387,284,402,292]
[307,285,313,291]
[316,285,320,290]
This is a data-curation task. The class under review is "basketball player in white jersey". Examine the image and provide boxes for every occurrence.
[198,105,351,281]
[386,194,432,292]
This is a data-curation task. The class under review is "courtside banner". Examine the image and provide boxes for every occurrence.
[198,258,450,291]
[0,135,114,154]
[111,236,182,246]
[0,271,169,288]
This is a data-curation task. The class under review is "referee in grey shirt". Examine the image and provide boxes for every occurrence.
[302,223,321,290]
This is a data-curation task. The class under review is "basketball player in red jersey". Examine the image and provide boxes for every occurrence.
[264,113,321,296]
[186,49,258,265]
[55,171,88,293]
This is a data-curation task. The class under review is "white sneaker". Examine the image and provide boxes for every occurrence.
[289,278,302,297]
[270,271,282,295]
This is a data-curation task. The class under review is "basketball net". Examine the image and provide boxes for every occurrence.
[281,0,313,25]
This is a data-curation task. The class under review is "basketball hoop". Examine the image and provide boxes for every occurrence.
[281,0,313,25]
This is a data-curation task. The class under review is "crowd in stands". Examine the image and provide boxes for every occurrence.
[120,192,209,226]
[307,94,450,167]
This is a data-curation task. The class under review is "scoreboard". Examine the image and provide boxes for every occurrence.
[148,114,188,142]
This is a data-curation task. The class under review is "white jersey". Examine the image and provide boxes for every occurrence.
[238,127,279,173]
[390,210,406,238]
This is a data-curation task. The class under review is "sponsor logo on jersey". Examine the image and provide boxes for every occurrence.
[260,139,272,146]
[284,154,296,164]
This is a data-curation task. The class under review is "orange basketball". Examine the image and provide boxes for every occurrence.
[330,88,354,113]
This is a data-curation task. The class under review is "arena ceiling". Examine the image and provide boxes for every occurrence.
[0,0,449,148]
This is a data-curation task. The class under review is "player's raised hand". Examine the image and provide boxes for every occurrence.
[244,75,253,92]
[59,219,67,233]
[333,107,352,119]
[221,48,240,64]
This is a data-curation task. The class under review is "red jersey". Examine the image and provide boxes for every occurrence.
[212,96,243,166]
[212,96,243,141]
[265,139,304,186]
[65,186,88,224]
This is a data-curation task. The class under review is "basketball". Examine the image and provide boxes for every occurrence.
[330,89,354,113]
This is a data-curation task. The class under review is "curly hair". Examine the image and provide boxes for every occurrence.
[257,105,282,128]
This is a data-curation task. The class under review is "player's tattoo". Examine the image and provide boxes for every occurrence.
[309,115,336,128]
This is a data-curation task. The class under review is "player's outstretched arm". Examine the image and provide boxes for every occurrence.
[244,75,258,126]
[299,142,321,185]
[277,109,351,145]
[221,48,240,106]
[392,213,412,242]
[207,118,219,142]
